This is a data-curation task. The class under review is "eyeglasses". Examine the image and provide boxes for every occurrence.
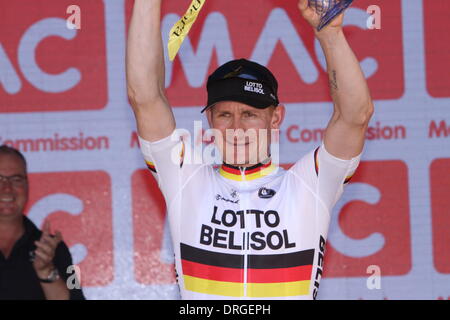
[0,174,28,187]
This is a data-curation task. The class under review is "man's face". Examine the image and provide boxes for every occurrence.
[0,154,28,221]
[206,101,284,166]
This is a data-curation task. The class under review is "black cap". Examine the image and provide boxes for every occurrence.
[201,59,279,113]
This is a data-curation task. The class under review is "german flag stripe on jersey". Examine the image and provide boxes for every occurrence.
[145,160,157,173]
[180,243,314,297]
[180,141,185,168]
[314,147,354,184]
[343,174,354,184]
[219,162,276,181]
[314,147,319,176]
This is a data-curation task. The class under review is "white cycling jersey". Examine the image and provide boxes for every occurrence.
[139,130,360,300]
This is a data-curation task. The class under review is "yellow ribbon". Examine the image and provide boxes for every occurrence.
[167,0,207,61]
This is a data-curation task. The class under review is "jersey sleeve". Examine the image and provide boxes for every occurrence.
[289,142,361,211]
[138,129,203,206]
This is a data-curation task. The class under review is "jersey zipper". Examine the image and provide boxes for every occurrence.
[240,166,248,298]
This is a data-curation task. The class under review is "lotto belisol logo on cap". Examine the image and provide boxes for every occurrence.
[202,59,280,113]
[243,81,265,95]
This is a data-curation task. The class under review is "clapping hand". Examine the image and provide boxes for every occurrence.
[33,220,62,279]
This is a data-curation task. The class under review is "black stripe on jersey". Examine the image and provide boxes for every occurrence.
[180,243,315,269]
[147,164,157,173]
[180,243,244,269]
[248,249,315,269]
[314,147,319,176]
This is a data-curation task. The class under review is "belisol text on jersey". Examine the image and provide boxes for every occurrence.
[200,206,296,250]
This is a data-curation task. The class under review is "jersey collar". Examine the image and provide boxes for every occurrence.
[219,159,276,181]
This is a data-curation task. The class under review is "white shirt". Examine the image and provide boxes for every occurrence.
[139,130,360,300]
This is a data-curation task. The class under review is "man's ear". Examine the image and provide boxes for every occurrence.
[271,105,286,129]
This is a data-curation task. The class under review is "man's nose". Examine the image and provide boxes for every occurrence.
[227,120,247,140]
[229,116,243,131]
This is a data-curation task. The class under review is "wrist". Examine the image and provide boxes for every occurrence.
[315,27,344,43]
[36,265,59,282]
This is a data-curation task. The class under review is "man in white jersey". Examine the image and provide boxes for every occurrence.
[127,0,374,299]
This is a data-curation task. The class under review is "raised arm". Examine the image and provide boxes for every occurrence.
[127,0,176,142]
[299,0,374,159]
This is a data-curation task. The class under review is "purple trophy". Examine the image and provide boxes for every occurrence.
[308,0,354,31]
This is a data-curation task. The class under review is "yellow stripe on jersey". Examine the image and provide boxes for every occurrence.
[183,275,244,297]
[247,280,311,297]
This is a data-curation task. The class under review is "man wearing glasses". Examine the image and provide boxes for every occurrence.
[127,0,373,299]
[0,146,84,300]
